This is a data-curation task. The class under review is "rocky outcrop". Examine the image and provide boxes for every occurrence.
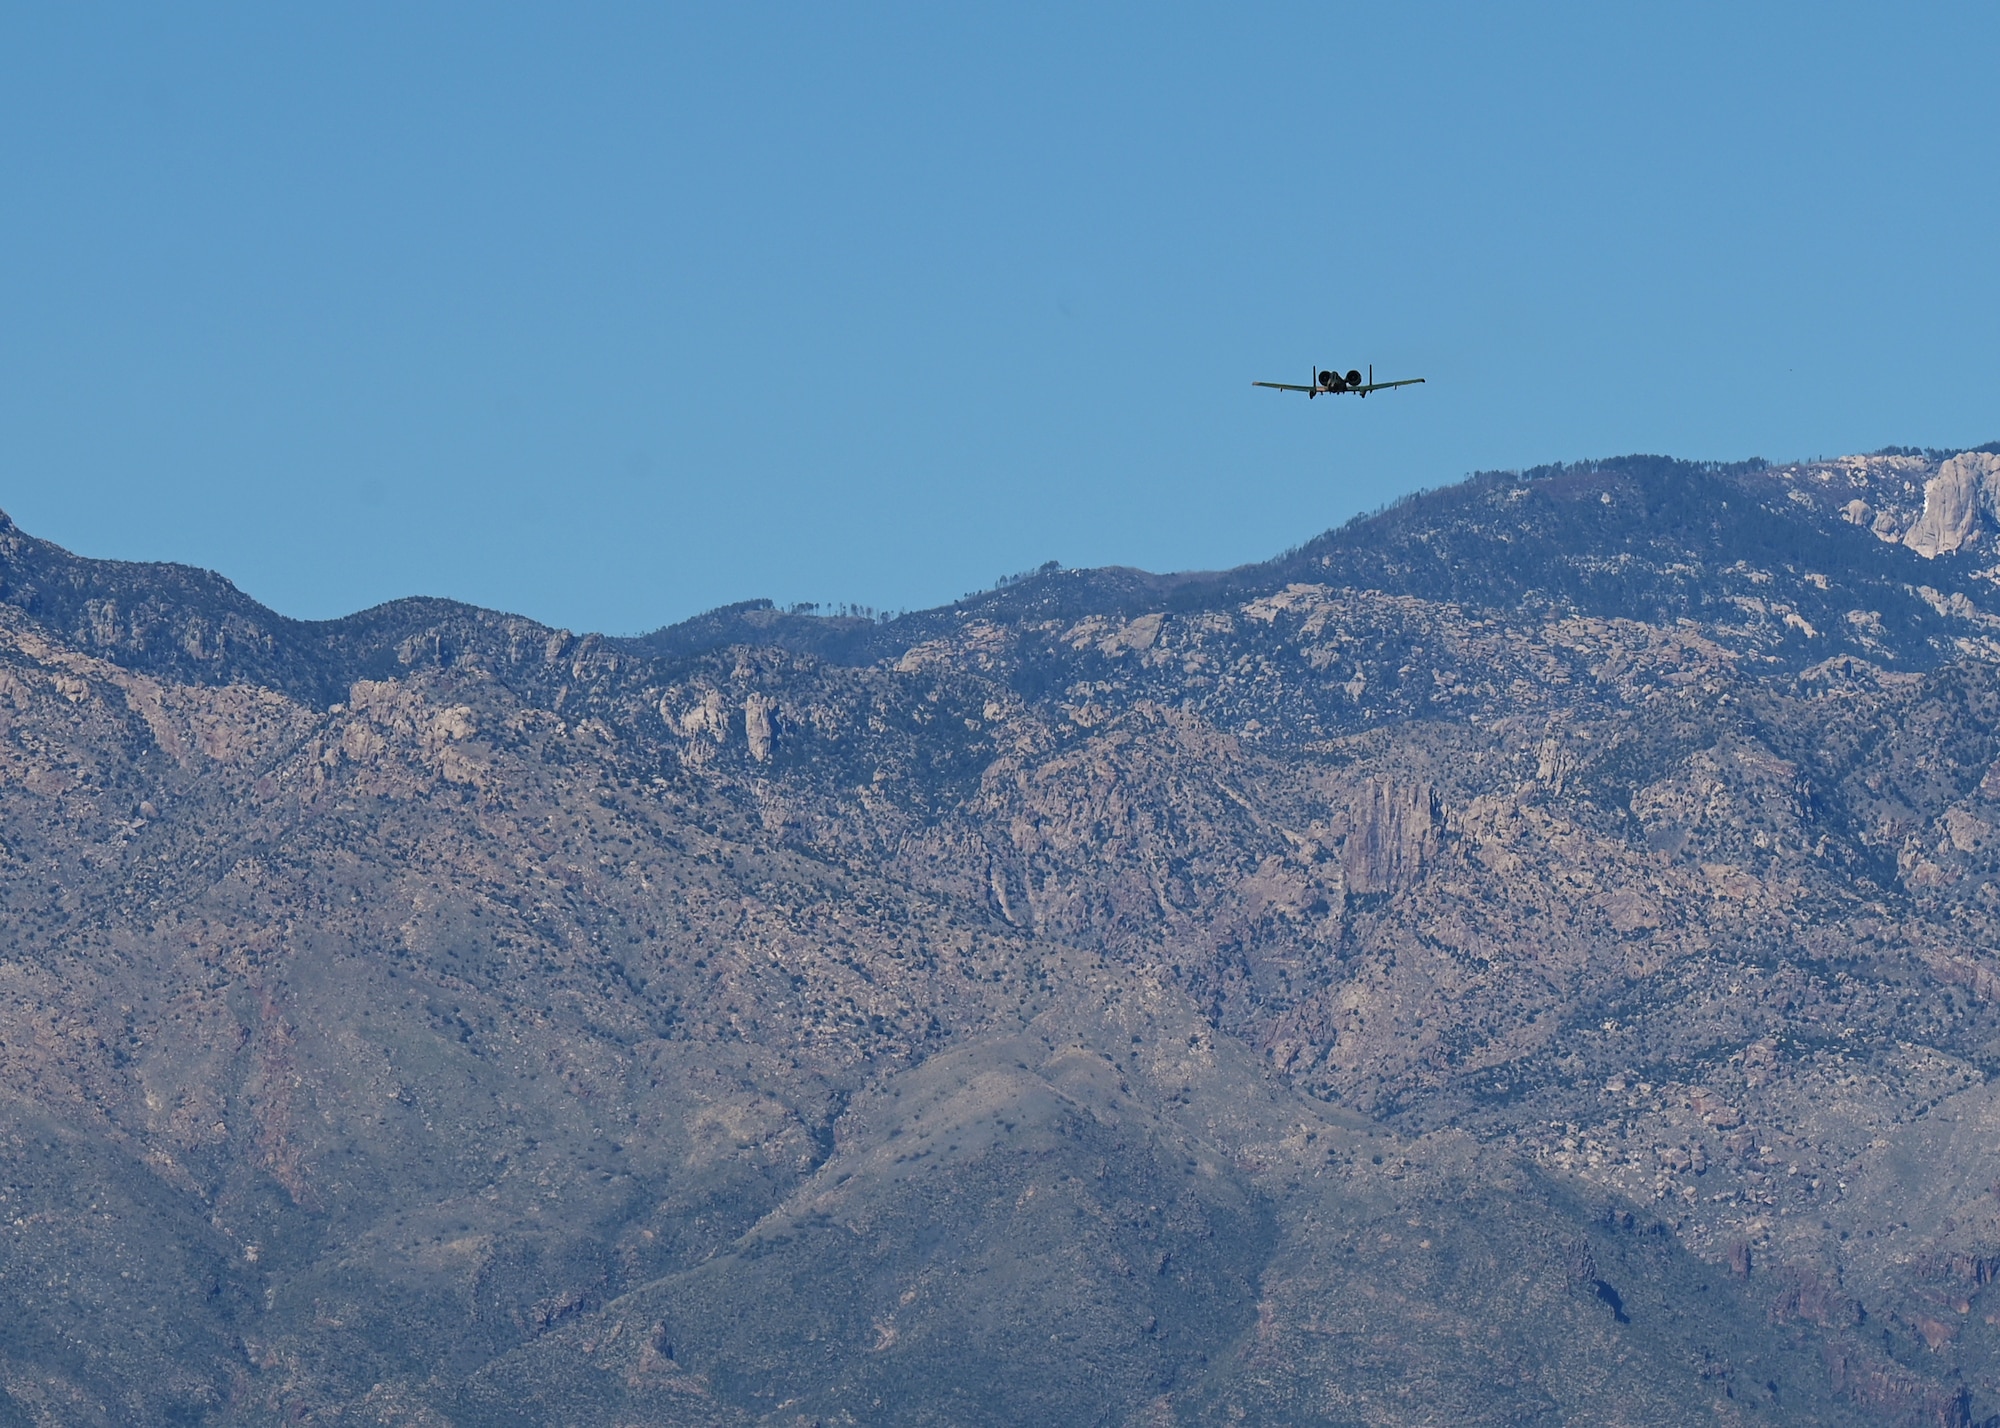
[744,692,775,761]
[1904,451,2000,557]
[1903,457,1983,557]
[1337,776,1442,895]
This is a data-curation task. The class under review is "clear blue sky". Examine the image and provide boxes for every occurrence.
[2,5,1995,634]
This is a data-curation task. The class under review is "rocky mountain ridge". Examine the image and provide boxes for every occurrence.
[5,447,2000,1424]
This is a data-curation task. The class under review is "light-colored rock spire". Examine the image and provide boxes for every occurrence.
[1900,450,2000,558]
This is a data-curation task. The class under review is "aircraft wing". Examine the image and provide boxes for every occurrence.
[1252,381,1316,392]
[1356,377,1425,394]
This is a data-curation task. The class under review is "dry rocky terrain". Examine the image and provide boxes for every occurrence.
[5,447,2000,1424]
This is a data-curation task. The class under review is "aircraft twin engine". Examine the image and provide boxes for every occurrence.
[1252,360,1423,400]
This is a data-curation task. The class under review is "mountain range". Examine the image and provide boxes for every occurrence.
[6,447,2000,1424]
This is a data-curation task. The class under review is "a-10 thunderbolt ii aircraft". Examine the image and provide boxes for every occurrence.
[1253,363,1424,399]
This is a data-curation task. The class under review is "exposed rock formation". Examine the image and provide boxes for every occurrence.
[1903,451,2000,557]
[1337,776,1441,894]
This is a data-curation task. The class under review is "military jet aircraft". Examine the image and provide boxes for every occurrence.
[1253,363,1424,399]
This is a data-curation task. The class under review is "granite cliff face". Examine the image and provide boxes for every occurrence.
[7,448,2000,1425]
